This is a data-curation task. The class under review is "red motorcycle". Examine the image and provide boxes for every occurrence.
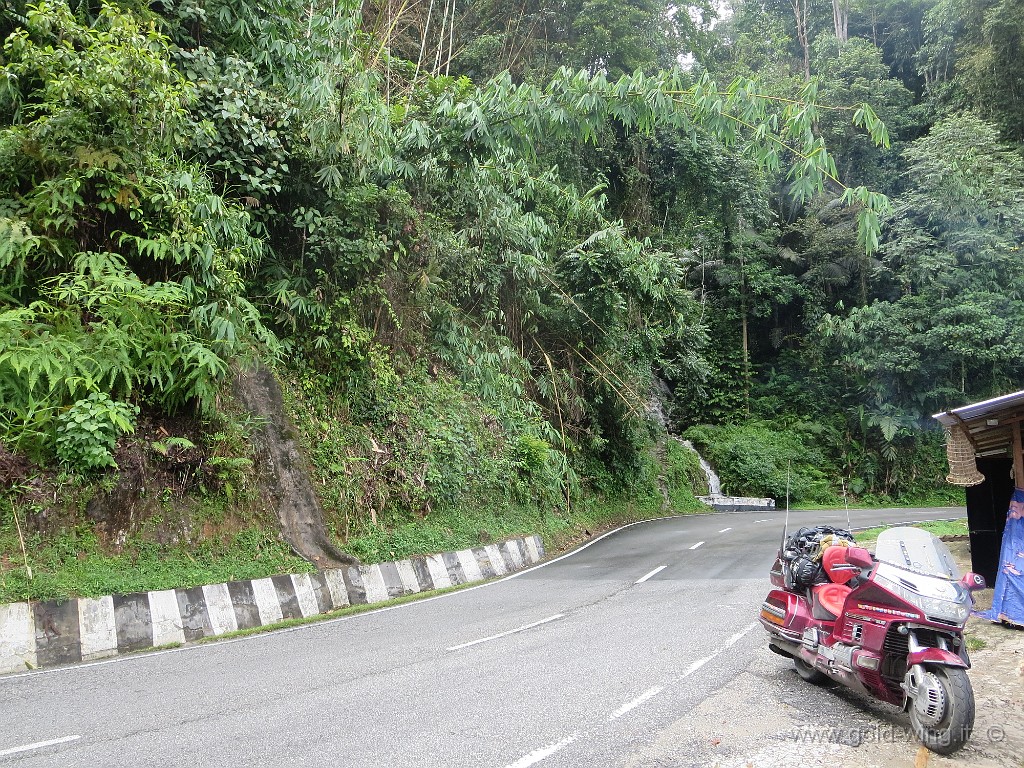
[759,525,986,754]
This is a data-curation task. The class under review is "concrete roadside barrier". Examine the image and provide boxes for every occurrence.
[0,535,544,675]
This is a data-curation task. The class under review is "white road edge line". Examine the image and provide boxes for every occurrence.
[718,527,732,533]
[446,614,564,652]
[4,509,960,680]
[634,565,667,584]
[689,541,704,550]
[608,686,664,721]
[504,735,578,768]
[0,735,80,757]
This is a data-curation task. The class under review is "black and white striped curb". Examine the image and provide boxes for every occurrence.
[0,535,543,675]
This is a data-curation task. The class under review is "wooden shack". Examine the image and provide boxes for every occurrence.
[933,390,1024,586]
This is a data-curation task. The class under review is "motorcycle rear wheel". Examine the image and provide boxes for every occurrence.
[793,657,831,685]
[909,666,975,755]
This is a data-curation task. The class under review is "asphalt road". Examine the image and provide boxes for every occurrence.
[0,506,964,767]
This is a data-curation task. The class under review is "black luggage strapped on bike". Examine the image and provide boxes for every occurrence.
[781,525,855,589]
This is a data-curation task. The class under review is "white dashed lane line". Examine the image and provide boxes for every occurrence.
[678,622,757,679]
[718,527,732,533]
[446,614,564,652]
[0,735,81,758]
[608,686,664,721]
[635,566,667,584]
[500,622,760,768]
[689,541,705,550]
[505,736,579,768]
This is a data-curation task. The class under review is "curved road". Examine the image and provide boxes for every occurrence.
[0,506,963,766]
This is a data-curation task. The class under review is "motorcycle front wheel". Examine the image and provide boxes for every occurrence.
[909,665,975,755]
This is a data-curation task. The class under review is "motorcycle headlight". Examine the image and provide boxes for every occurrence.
[875,574,971,625]
[913,594,970,624]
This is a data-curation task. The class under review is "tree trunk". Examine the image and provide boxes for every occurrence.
[860,255,868,306]
[740,252,751,416]
[832,0,849,44]
[791,0,812,80]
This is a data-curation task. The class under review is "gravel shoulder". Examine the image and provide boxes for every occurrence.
[627,538,1024,768]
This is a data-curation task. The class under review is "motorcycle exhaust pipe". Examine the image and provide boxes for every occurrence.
[769,641,797,659]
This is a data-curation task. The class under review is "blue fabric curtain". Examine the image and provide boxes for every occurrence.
[979,487,1024,626]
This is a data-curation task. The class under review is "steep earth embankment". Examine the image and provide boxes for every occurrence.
[234,365,359,569]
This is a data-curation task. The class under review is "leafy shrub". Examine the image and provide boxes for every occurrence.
[510,435,551,475]
[203,456,254,500]
[151,436,198,457]
[55,393,138,471]
[663,439,709,509]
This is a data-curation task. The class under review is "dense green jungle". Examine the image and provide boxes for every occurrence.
[2,0,1021,601]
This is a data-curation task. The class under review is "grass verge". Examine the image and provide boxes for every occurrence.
[964,634,988,651]
[1,488,707,603]
[854,518,968,544]
[0,517,311,603]
[343,488,706,565]
[2,420,710,603]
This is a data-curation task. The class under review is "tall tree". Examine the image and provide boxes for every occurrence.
[833,0,851,42]
[958,0,1024,141]
[820,114,1024,418]
[791,0,813,78]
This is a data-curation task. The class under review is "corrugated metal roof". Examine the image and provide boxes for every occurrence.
[933,390,1024,457]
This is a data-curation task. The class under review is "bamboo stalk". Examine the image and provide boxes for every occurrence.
[412,0,436,86]
[12,506,33,581]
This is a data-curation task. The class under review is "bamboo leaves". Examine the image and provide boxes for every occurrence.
[384,63,891,255]
[851,102,890,149]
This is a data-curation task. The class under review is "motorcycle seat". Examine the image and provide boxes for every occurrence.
[812,582,852,620]
[822,545,863,584]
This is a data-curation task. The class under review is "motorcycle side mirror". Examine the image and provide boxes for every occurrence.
[846,547,873,569]
[960,572,986,591]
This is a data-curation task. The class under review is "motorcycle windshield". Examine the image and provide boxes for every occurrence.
[874,526,960,579]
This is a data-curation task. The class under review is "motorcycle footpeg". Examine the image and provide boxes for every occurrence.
[801,627,819,650]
